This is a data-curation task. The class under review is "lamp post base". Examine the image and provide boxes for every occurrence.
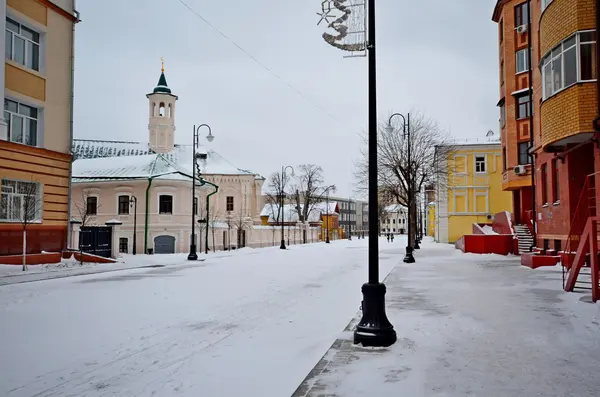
[187,245,198,261]
[280,239,286,250]
[414,239,420,249]
[354,282,397,347]
[403,246,415,263]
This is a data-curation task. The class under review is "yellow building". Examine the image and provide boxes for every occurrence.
[434,140,513,243]
[0,0,78,255]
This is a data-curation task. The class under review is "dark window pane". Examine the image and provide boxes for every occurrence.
[86,197,97,215]
[6,18,19,33]
[25,118,37,146]
[5,99,18,113]
[159,195,172,214]
[563,35,576,49]
[11,115,23,143]
[552,56,562,91]
[13,36,25,65]
[580,31,596,43]
[18,103,37,118]
[118,195,130,214]
[543,61,553,97]
[26,42,39,71]
[564,46,577,86]
[20,26,39,43]
[5,30,11,59]
[580,43,596,80]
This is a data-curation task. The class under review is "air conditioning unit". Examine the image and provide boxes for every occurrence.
[516,24,528,34]
[513,165,527,175]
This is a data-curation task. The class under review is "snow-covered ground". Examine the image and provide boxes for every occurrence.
[294,240,600,397]
[0,238,398,397]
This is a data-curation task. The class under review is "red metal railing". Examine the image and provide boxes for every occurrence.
[562,172,599,292]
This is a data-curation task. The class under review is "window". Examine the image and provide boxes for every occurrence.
[541,163,548,204]
[518,142,530,165]
[542,0,554,12]
[392,219,396,224]
[515,2,529,28]
[118,195,130,215]
[193,197,198,215]
[500,60,505,86]
[502,147,507,171]
[119,238,128,254]
[516,49,530,73]
[500,102,506,128]
[226,196,234,212]
[516,94,531,119]
[4,99,38,146]
[86,196,97,215]
[554,239,561,252]
[5,18,40,71]
[159,195,173,214]
[499,19,504,42]
[0,179,42,221]
[542,31,597,99]
[475,156,486,173]
[553,159,560,202]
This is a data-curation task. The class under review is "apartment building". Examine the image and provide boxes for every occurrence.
[0,0,78,255]
[492,0,599,251]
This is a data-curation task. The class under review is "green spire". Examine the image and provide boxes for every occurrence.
[153,72,171,94]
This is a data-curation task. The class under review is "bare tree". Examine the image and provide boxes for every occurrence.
[0,177,44,271]
[73,189,101,264]
[208,209,221,252]
[263,193,281,246]
[290,164,334,243]
[354,110,455,245]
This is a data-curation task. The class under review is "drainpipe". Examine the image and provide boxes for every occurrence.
[144,177,154,253]
[66,6,80,249]
[527,0,537,251]
[202,180,219,254]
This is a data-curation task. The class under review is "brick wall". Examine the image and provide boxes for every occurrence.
[540,0,596,54]
[541,83,598,148]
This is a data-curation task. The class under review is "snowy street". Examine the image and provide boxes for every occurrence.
[0,239,394,397]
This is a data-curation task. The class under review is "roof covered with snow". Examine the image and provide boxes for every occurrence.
[260,202,339,223]
[72,139,264,182]
[384,204,407,213]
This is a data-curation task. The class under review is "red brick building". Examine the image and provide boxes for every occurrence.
[492,0,599,252]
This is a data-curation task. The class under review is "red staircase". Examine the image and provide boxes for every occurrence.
[562,172,600,301]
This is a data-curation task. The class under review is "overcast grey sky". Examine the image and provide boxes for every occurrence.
[73,0,499,197]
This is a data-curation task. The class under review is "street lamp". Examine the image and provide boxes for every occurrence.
[386,113,415,264]
[354,0,397,348]
[129,196,137,255]
[280,165,294,250]
[188,123,212,261]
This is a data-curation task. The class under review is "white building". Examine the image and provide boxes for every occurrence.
[381,204,408,235]
[69,67,284,255]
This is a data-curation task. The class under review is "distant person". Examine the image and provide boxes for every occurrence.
[386,233,390,243]
[391,234,395,243]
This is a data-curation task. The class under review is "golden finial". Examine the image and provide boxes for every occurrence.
[160,57,165,73]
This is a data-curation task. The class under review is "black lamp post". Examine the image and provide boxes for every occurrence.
[386,113,415,263]
[353,0,397,348]
[280,165,294,250]
[129,196,137,255]
[188,124,213,261]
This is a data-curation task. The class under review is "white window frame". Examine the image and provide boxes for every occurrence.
[0,178,43,222]
[119,237,129,254]
[5,16,41,72]
[516,48,530,74]
[4,98,39,147]
[452,189,468,214]
[542,30,597,100]
[158,194,174,214]
[474,155,487,174]
[453,154,468,176]
[86,195,99,216]
[117,194,130,215]
[474,190,489,214]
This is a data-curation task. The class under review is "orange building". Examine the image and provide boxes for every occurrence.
[0,0,79,255]
[492,0,599,252]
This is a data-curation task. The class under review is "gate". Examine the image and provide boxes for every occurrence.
[79,227,112,258]
[154,235,175,254]
[237,229,246,248]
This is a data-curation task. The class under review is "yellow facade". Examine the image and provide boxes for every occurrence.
[1,0,77,254]
[427,204,435,237]
[439,143,513,243]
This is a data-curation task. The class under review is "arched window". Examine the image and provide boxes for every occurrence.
[152,102,156,117]
[168,104,172,118]
[159,102,165,117]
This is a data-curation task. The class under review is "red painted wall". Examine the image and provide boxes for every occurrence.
[492,211,513,234]
[461,235,514,255]
[0,225,67,256]
[535,143,595,248]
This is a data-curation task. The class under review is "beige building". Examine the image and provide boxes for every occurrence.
[0,0,78,256]
[70,68,312,255]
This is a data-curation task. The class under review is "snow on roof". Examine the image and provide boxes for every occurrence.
[439,137,501,147]
[71,139,264,181]
[384,204,407,213]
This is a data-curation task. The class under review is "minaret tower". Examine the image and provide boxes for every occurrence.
[146,58,178,153]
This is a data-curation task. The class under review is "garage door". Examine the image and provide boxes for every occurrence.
[154,235,175,254]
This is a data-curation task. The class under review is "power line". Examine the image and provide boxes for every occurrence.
[176,0,351,128]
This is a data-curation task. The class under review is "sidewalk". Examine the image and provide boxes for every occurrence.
[292,241,600,397]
